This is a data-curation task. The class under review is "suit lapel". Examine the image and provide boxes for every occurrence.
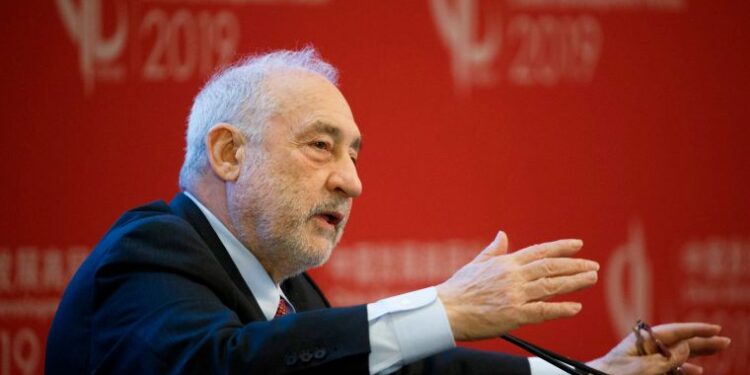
[282,273,331,312]
[168,192,266,320]
[170,192,331,315]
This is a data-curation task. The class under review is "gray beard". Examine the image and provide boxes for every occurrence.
[229,169,348,282]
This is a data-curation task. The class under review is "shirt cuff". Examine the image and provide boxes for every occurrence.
[528,357,571,375]
[367,287,455,374]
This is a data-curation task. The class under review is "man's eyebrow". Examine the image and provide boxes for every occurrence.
[306,121,362,152]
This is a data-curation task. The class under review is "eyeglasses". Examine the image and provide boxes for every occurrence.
[632,320,683,375]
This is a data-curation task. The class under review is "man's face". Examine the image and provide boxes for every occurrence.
[228,70,362,281]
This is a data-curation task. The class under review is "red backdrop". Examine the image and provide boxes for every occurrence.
[1,1,748,374]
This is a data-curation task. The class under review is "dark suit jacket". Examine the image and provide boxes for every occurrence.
[45,193,530,374]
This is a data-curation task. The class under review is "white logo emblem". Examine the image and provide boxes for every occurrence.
[55,0,128,93]
[429,0,502,93]
[605,222,653,337]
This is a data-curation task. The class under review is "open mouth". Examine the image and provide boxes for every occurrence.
[316,211,343,227]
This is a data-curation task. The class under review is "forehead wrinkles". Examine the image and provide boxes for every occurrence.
[260,70,361,151]
[262,72,324,134]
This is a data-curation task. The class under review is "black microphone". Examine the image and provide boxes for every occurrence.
[500,334,610,375]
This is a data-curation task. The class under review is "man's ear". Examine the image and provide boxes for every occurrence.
[205,123,246,182]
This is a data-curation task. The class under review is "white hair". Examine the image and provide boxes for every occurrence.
[178,47,339,190]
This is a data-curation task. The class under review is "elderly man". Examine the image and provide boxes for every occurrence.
[46,48,729,374]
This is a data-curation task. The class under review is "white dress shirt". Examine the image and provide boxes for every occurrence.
[184,192,565,375]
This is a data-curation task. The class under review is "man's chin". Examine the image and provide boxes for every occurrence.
[305,239,335,267]
[308,220,342,248]
[291,225,342,271]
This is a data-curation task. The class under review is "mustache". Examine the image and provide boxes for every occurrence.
[308,199,350,218]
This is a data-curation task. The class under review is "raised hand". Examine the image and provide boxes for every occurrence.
[436,231,600,341]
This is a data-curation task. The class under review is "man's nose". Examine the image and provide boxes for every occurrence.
[326,156,362,198]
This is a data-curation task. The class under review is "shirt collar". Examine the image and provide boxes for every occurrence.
[184,191,292,320]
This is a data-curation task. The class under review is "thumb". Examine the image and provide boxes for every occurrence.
[480,230,508,258]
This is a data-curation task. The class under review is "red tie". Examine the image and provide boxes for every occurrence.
[274,297,293,318]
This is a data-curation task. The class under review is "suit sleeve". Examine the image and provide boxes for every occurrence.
[399,347,531,375]
[367,288,531,375]
[88,215,372,374]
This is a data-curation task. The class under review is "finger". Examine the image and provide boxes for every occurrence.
[522,258,600,281]
[670,340,691,362]
[652,323,722,345]
[518,301,582,324]
[512,239,583,264]
[637,352,687,375]
[524,271,598,301]
[680,362,704,375]
[479,231,508,258]
[685,336,731,357]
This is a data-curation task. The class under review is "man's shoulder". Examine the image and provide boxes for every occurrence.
[91,199,216,272]
[109,199,188,233]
